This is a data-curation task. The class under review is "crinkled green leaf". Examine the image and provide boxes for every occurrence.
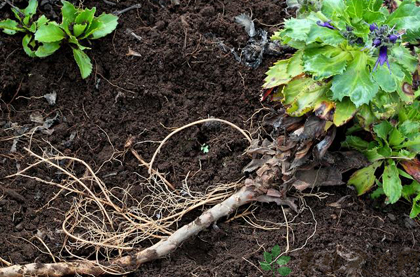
[363,10,386,24]
[322,0,347,19]
[370,90,401,120]
[331,52,379,107]
[89,13,118,39]
[264,52,303,89]
[348,161,382,195]
[72,48,92,79]
[373,121,393,141]
[285,78,330,116]
[0,19,25,35]
[364,147,386,162]
[35,23,66,43]
[73,23,87,37]
[371,186,384,199]
[368,0,383,11]
[357,104,379,129]
[23,0,38,17]
[386,1,420,38]
[22,34,37,57]
[79,18,104,39]
[281,18,313,42]
[345,0,365,19]
[391,45,417,74]
[35,42,61,58]
[383,161,402,204]
[334,97,357,126]
[75,7,96,25]
[306,24,346,46]
[303,46,349,79]
[399,120,420,136]
[372,63,404,93]
[276,256,291,266]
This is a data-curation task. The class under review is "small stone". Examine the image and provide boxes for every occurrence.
[387,213,396,221]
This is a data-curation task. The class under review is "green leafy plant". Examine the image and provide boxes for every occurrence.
[260,245,292,276]
[200,144,209,154]
[343,102,420,217]
[264,0,420,129]
[0,0,118,79]
[0,0,54,57]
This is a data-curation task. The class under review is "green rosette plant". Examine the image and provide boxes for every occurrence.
[34,1,118,78]
[0,0,54,57]
[264,0,420,129]
[0,0,118,79]
[343,102,420,218]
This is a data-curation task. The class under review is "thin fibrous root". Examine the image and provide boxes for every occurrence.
[0,185,261,277]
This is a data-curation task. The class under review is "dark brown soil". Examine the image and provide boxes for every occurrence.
[1,1,419,276]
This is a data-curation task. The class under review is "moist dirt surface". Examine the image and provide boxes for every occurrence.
[1,1,420,276]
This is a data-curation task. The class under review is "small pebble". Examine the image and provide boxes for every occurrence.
[387,213,396,221]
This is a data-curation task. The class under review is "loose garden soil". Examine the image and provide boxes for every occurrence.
[1,0,420,276]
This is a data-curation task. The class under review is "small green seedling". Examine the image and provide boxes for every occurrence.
[0,0,53,57]
[260,245,292,276]
[0,0,118,79]
[200,144,209,154]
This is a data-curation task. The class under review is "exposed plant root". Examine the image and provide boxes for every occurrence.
[0,185,264,277]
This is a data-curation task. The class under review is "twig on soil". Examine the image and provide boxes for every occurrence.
[148,118,252,175]
[112,4,141,16]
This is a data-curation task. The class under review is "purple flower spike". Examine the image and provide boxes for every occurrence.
[373,38,381,47]
[317,20,336,30]
[389,34,399,43]
[370,23,378,32]
[373,46,391,73]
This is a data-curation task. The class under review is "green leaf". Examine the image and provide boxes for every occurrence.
[23,0,38,17]
[345,0,365,19]
[259,261,272,271]
[410,194,420,218]
[372,63,405,93]
[284,78,330,116]
[364,147,386,162]
[61,0,78,34]
[0,19,25,35]
[389,128,405,146]
[363,10,386,24]
[278,267,292,276]
[89,13,119,39]
[371,186,384,199]
[264,52,303,89]
[391,45,417,73]
[73,23,88,37]
[75,7,96,25]
[271,245,281,258]
[331,52,379,107]
[402,180,420,199]
[342,135,370,151]
[373,121,393,141]
[281,18,313,41]
[35,23,66,43]
[35,42,61,58]
[264,252,273,263]
[386,1,420,37]
[383,161,402,204]
[36,15,49,28]
[357,104,378,129]
[333,98,357,126]
[22,34,37,57]
[399,168,414,180]
[303,46,349,79]
[276,256,291,266]
[72,48,93,79]
[322,0,347,19]
[348,161,382,195]
[368,0,383,11]
[399,120,420,136]
[306,24,346,46]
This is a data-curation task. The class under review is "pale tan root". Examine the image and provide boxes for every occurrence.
[0,185,260,277]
